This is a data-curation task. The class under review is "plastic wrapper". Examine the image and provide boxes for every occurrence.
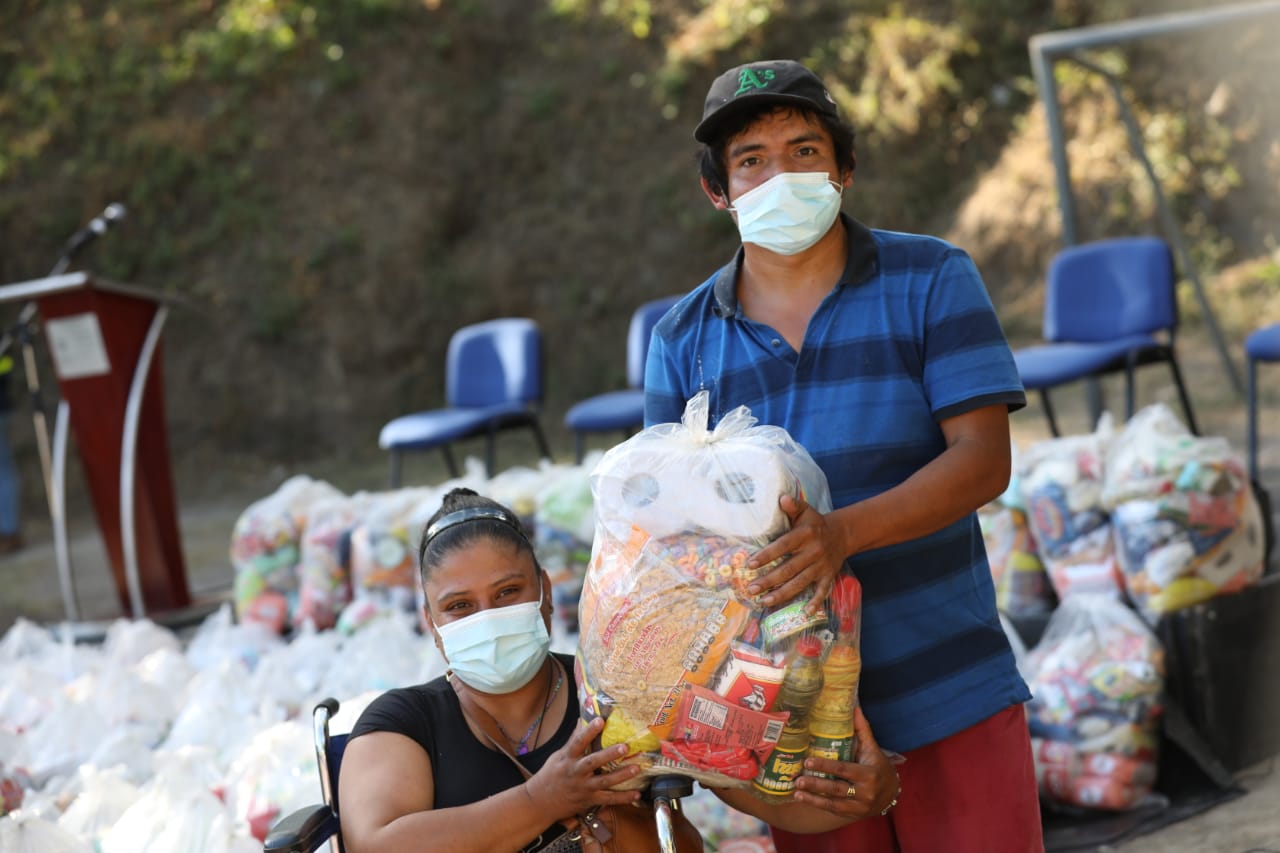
[577,392,862,802]
[0,661,70,735]
[294,493,378,631]
[533,464,597,634]
[82,724,160,784]
[1019,416,1124,600]
[231,475,344,633]
[1101,404,1266,621]
[99,746,257,853]
[319,609,441,699]
[485,462,562,531]
[245,623,344,719]
[163,661,266,770]
[348,488,439,616]
[21,695,113,784]
[56,765,142,843]
[2,759,34,815]
[222,720,317,841]
[979,452,1056,619]
[0,810,93,853]
[185,604,285,674]
[100,618,182,667]
[1026,594,1164,812]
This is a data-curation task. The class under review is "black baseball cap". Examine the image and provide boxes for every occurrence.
[694,59,840,144]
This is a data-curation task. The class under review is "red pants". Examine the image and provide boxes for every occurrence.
[771,704,1043,853]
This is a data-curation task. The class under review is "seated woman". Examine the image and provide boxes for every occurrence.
[339,488,899,852]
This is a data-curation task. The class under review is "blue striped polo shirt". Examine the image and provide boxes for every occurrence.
[643,216,1030,753]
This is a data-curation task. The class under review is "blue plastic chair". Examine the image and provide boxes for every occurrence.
[564,295,680,463]
[264,698,345,853]
[1246,323,1280,483]
[379,318,552,484]
[1013,236,1198,436]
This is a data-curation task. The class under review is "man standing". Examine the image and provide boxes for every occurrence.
[644,60,1042,851]
[0,348,21,554]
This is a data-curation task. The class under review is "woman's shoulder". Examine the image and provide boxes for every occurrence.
[350,674,456,741]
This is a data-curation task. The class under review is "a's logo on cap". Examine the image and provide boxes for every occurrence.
[734,68,775,97]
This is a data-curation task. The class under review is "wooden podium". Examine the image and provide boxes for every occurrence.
[0,272,189,620]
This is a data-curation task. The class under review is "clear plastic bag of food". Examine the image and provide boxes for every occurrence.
[1019,417,1124,601]
[577,391,861,802]
[1026,594,1164,811]
[1102,404,1266,621]
[980,448,1056,619]
[230,476,344,633]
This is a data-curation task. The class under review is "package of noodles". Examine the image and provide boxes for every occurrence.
[577,391,862,801]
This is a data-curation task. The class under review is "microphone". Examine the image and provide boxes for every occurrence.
[59,202,128,264]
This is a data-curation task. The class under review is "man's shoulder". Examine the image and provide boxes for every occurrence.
[653,276,718,339]
[868,227,966,266]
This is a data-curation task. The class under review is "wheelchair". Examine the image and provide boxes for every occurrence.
[264,698,346,853]
[263,697,696,853]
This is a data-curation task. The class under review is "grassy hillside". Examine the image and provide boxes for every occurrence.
[2,0,1278,504]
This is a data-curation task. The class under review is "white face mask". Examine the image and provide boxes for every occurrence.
[435,587,550,694]
[729,171,843,256]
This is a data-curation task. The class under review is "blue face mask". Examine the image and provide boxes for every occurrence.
[435,588,550,694]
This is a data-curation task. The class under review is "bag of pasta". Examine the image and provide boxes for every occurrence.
[577,391,862,803]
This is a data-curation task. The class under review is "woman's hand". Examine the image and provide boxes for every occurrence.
[747,494,848,611]
[524,717,644,822]
[790,706,901,819]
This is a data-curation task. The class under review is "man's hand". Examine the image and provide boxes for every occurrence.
[790,706,901,819]
[746,494,847,611]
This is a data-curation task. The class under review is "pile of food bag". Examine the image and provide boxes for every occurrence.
[0,604,463,851]
[577,392,863,802]
[1026,594,1165,811]
[232,461,598,637]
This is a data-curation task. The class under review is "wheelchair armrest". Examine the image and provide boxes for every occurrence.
[263,803,339,853]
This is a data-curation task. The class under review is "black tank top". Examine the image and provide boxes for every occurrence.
[349,653,579,851]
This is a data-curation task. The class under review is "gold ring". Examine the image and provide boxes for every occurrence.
[844,784,857,799]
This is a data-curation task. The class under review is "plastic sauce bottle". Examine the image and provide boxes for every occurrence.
[752,722,812,803]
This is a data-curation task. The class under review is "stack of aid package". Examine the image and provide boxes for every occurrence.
[1101,404,1266,623]
[1026,593,1165,811]
[577,391,864,802]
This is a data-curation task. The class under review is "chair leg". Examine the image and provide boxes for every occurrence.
[574,433,585,466]
[1124,353,1138,420]
[1248,357,1259,482]
[1167,357,1199,436]
[440,444,459,479]
[1084,378,1105,431]
[529,420,552,464]
[1039,389,1061,437]
[484,430,497,480]
[388,451,402,489]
